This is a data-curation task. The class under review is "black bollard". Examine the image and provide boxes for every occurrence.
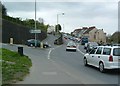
[18,47,23,56]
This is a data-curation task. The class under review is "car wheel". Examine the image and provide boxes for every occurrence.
[99,62,105,73]
[84,58,88,66]
[30,44,33,47]
[44,46,47,48]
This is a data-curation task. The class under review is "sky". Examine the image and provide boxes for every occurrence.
[1,0,119,35]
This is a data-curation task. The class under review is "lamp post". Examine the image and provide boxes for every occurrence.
[56,13,64,33]
[63,24,64,32]
[35,0,37,47]
[57,13,64,24]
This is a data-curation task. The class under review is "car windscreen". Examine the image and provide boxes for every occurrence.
[82,38,88,41]
[113,48,120,56]
[67,42,76,46]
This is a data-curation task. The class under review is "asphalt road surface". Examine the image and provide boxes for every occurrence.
[2,34,119,85]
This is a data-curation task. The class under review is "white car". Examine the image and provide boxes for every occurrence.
[66,41,77,51]
[83,45,120,72]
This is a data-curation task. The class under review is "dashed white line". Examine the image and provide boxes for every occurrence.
[42,72,57,75]
[49,57,84,84]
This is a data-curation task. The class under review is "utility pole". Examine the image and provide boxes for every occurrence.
[35,0,37,47]
[56,13,64,33]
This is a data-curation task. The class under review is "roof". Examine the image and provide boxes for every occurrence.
[83,26,96,34]
[98,45,120,48]
[74,29,82,32]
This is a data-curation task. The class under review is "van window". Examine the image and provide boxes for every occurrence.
[103,48,111,55]
[96,47,102,54]
[113,48,120,56]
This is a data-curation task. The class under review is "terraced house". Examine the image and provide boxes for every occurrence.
[72,26,106,44]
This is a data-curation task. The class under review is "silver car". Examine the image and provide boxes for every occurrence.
[66,41,77,51]
[83,45,120,72]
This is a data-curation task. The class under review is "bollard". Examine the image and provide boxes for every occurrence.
[18,47,23,56]
[10,38,13,45]
[41,42,43,48]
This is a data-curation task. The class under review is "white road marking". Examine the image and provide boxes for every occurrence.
[48,48,54,59]
[46,44,85,84]
[77,44,85,55]
[47,45,62,60]
[42,72,57,75]
[49,58,84,84]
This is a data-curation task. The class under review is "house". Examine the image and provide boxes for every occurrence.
[72,26,106,44]
[94,29,106,44]
[72,27,88,38]
[82,26,97,42]
[47,25,55,34]
[72,29,82,37]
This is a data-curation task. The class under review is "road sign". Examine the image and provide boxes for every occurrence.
[30,30,41,33]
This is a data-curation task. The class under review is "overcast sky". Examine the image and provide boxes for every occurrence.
[1,0,119,35]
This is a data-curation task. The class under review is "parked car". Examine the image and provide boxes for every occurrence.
[83,45,120,72]
[25,39,40,47]
[66,41,77,51]
[86,42,98,53]
[26,39,50,48]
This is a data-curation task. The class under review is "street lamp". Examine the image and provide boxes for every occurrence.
[35,0,37,47]
[56,13,65,33]
[63,24,64,32]
[57,13,65,25]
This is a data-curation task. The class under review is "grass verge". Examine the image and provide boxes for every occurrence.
[1,48,32,84]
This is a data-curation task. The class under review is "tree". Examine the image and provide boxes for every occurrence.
[106,34,112,43]
[55,24,62,33]
[111,31,120,43]
[38,18,44,24]
[2,4,7,16]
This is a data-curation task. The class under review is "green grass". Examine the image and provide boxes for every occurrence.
[1,48,32,84]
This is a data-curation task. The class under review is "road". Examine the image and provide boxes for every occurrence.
[2,34,119,85]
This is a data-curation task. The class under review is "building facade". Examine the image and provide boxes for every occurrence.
[72,26,106,44]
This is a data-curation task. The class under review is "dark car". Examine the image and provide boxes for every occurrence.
[26,39,50,48]
[26,39,40,47]
[86,42,98,53]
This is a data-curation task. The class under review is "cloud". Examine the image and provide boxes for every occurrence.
[2,1,118,34]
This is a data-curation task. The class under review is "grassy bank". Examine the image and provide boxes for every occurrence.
[1,48,32,84]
